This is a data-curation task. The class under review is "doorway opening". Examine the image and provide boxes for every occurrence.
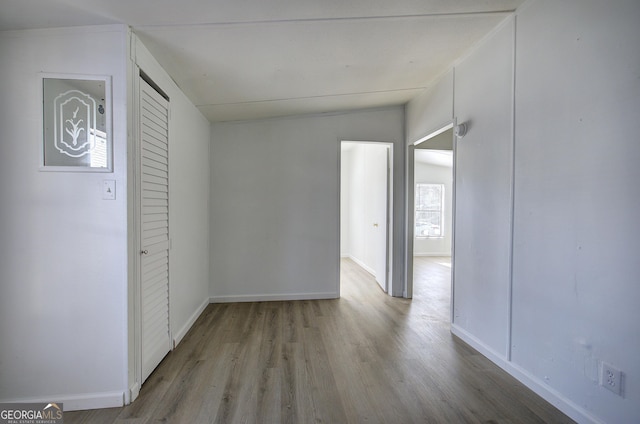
[407,125,454,301]
[340,141,393,294]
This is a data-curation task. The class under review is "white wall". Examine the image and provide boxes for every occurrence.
[406,1,640,422]
[210,107,405,301]
[453,16,515,357]
[511,1,640,422]
[0,25,129,409]
[165,77,211,346]
[0,27,210,411]
[413,162,452,256]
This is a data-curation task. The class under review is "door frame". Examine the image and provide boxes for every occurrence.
[339,140,394,295]
[129,67,173,402]
[139,73,172,384]
[405,121,457,309]
[129,65,143,402]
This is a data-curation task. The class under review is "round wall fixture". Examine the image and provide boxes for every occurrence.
[455,123,467,138]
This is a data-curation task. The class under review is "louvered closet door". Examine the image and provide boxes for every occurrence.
[139,77,171,383]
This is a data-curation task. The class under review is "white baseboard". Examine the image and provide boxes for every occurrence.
[413,252,451,257]
[128,382,140,404]
[210,292,338,303]
[348,255,376,276]
[2,391,124,412]
[451,324,602,424]
[173,297,209,348]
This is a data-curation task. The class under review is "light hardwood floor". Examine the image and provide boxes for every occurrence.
[65,257,573,423]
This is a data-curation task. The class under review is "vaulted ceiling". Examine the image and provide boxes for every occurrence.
[1,0,524,122]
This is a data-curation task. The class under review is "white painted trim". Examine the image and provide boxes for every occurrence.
[506,14,517,363]
[3,391,124,412]
[450,115,458,329]
[385,145,393,294]
[173,297,209,348]
[128,382,140,404]
[451,324,508,369]
[125,28,140,406]
[413,122,454,147]
[210,292,338,303]
[413,253,452,257]
[133,36,179,97]
[0,24,127,39]
[451,324,603,424]
[337,140,343,299]
[348,255,376,277]
[130,61,143,399]
[404,143,414,298]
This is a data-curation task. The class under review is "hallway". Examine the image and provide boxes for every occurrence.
[65,258,572,423]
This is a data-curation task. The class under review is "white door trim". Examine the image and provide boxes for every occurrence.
[138,75,171,384]
[130,69,172,401]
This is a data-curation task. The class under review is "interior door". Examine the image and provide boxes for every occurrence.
[139,77,171,383]
[372,146,390,292]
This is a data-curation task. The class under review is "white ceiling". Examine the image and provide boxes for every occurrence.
[0,0,524,122]
[415,150,453,168]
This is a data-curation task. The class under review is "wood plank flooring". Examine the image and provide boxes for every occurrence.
[65,257,573,423]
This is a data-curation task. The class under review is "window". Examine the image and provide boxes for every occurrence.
[415,183,444,238]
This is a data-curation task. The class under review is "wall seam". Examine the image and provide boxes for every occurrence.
[506,15,517,362]
[450,66,456,325]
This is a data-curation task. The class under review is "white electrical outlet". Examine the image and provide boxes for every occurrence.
[600,362,624,397]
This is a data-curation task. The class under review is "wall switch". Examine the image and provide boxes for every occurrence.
[600,362,624,397]
[103,180,116,200]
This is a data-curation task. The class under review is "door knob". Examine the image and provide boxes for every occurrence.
[141,250,148,255]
